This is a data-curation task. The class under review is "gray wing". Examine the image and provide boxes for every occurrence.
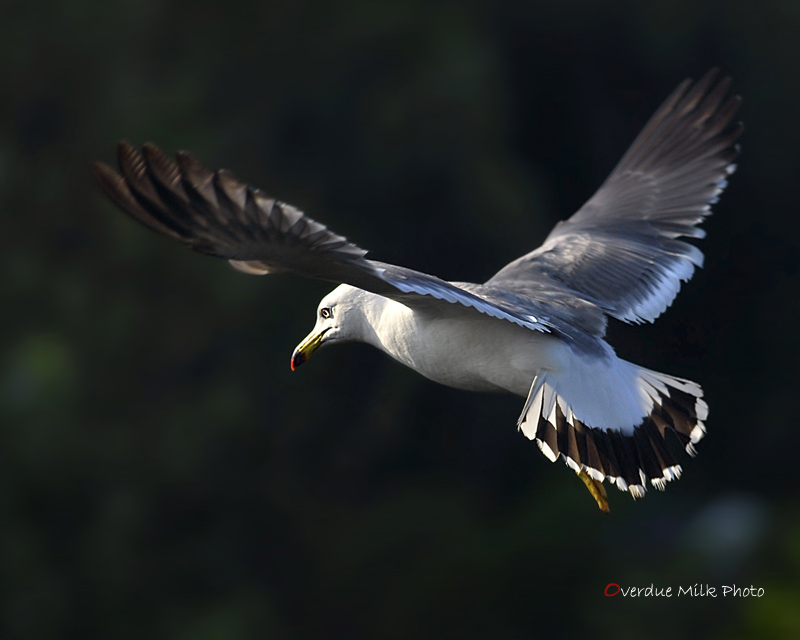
[93,142,557,335]
[487,69,742,324]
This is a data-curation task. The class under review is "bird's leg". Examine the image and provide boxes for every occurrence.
[576,468,610,513]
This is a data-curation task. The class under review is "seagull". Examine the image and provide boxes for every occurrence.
[93,69,741,512]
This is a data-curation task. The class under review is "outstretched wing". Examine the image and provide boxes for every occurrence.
[93,142,553,334]
[487,69,742,324]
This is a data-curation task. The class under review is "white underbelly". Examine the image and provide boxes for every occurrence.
[361,297,657,434]
[372,304,561,396]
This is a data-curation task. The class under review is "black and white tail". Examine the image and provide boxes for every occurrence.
[518,366,707,498]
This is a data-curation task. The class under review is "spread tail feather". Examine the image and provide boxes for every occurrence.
[518,368,707,498]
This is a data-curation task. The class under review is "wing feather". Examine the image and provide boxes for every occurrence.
[94,143,558,336]
[487,69,742,324]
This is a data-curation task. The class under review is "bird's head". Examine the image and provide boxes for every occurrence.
[290,284,368,370]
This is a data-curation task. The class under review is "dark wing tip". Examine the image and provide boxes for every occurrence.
[92,154,188,242]
[175,149,213,182]
[610,69,742,179]
[116,140,144,178]
[91,159,118,193]
[92,159,130,213]
[94,142,372,267]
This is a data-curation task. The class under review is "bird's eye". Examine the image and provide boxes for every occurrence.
[320,307,332,319]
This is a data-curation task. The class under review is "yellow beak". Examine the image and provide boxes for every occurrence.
[291,328,328,370]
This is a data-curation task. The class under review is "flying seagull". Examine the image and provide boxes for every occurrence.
[93,69,741,512]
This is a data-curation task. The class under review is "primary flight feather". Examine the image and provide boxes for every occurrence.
[94,69,742,511]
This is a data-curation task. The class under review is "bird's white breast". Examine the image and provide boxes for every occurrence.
[365,299,561,396]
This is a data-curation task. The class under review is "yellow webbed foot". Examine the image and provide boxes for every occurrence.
[577,467,610,513]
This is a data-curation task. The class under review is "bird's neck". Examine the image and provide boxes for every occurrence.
[359,292,435,372]
[341,289,408,354]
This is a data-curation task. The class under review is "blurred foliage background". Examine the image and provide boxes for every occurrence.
[2,0,799,638]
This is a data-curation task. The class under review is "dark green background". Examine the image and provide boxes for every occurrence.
[2,1,798,638]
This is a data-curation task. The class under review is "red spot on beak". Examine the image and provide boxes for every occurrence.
[291,350,307,371]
